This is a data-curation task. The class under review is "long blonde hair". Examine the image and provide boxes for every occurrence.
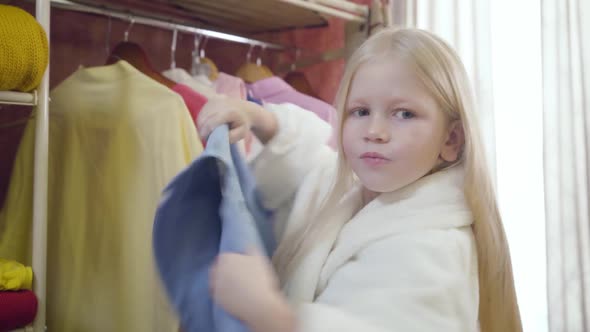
[272,28,522,332]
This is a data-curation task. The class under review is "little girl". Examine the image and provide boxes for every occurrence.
[198,28,522,332]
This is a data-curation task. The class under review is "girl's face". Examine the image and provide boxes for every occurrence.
[342,56,463,195]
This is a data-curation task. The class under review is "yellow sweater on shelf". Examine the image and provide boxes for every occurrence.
[0,61,202,332]
[0,5,49,92]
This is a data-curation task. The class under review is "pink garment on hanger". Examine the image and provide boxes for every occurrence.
[248,76,337,149]
[214,72,247,100]
[213,73,261,158]
[247,76,336,125]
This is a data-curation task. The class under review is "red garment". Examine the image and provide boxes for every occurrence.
[0,290,38,331]
[172,83,207,126]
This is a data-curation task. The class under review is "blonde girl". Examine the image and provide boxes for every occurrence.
[198,27,522,332]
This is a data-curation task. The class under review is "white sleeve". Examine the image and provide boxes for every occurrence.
[251,103,335,210]
[297,228,479,332]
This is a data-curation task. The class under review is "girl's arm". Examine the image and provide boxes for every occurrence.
[246,294,297,332]
[198,99,335,212]
[250,103,335,211]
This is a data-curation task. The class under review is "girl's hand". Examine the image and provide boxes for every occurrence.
[209,249,296,332]
[197,97,278,144]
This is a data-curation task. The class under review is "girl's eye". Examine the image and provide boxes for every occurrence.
[394,109,415,119]
[351,108,370,117]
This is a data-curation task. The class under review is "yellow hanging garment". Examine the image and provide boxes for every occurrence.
[0,61,202,332]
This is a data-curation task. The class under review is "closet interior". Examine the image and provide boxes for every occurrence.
[0,0,371,331]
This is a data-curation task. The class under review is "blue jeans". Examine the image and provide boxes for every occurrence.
[153,125,275,332]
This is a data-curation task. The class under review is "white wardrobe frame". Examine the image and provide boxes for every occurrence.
[0,0,50,331]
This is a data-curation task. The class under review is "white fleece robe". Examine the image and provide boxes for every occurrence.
[251,103,479,332]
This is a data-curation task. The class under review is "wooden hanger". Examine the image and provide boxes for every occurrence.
[235,45,273,84]
[199,57,219,81]
[236,63,273,84]
[106,41,176,89]
[189,35,219,81]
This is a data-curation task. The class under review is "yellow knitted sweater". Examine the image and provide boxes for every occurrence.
[0,5,49,92]
[0,258,33,291]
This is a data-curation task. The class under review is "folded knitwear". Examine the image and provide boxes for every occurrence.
[0,5,49,92]
[0,290,38,331]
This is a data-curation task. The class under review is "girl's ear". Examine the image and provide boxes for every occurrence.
[440,121,465,162]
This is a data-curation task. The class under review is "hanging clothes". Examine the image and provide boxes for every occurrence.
[194,74,214,87]
[0,105,31,208]
[211,72,263,160]
[248,76,337,126]
[0,61,202,332]
[214,72,247,100]
[248,76,337,149]
[163,68,219,98]
[235,62,274,84]
[172,83,208,125]
[194,57,219,81]
[284,71,320,99]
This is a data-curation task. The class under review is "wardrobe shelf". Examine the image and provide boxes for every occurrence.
[65,0,366,34]
[0,91,37,106]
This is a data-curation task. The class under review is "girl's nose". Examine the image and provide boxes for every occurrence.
[364,117,390,143]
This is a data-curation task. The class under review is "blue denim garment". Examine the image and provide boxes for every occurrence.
[153,125,275,332]
[247,94,263,105]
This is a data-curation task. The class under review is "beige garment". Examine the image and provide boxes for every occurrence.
[163,67,219,98]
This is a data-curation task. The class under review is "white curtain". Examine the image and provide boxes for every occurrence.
[389,0,496,177]
[389,1,550,330]
[542,0,590,330]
